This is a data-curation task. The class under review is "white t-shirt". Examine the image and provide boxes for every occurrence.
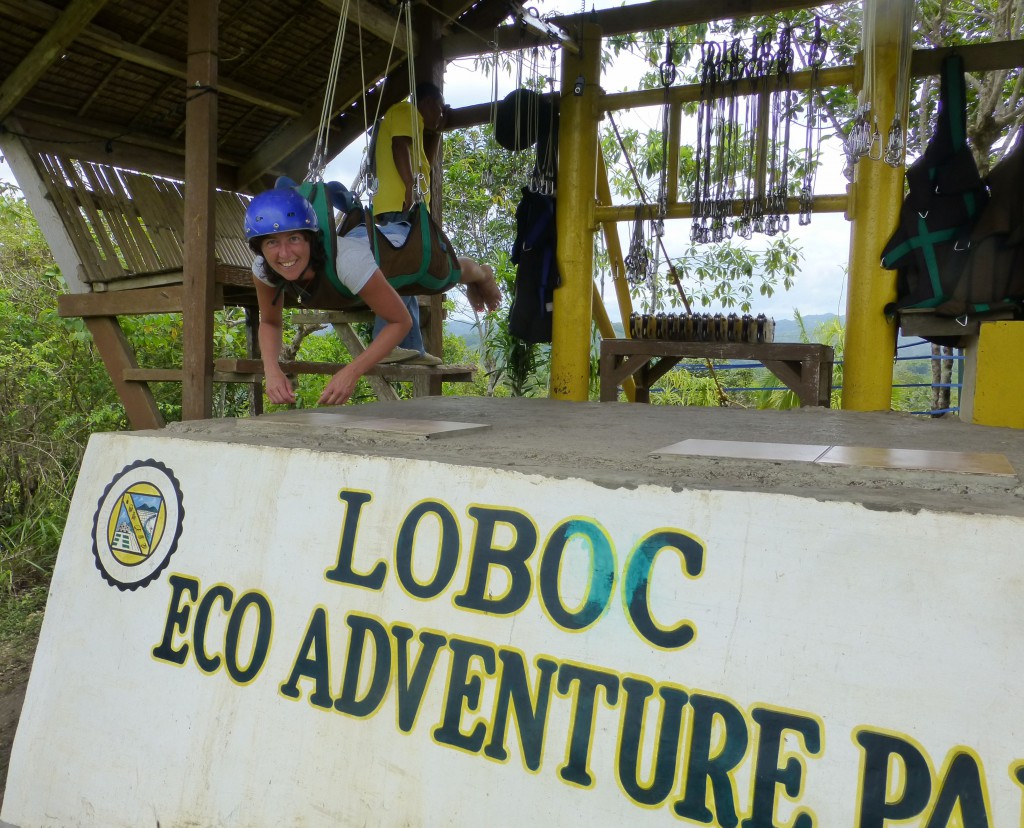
[252,234,378,294]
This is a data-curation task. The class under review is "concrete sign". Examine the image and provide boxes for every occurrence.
[3,431,1023,826]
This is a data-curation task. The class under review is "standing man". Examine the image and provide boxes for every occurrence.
[372,81,500,364]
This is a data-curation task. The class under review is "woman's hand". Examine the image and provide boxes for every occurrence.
[265,370,296,405]
[319,365,359,406]
[461,261,502,312]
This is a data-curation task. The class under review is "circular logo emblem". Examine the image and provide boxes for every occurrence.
[92,459,184,591]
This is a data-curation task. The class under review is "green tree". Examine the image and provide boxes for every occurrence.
[0,183,203,603]
[0,185,120,602]
[440,125,551,396]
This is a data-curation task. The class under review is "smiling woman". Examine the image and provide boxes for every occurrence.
[244,188,414,407]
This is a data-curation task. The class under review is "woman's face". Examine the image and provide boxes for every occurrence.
[259,230,311,281]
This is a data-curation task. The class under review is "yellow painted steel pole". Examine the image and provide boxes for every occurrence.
[551,22,602,401]
[842,0,910,410]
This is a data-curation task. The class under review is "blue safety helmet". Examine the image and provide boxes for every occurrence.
[244,188,319,254]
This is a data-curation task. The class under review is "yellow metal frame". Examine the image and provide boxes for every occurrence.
[548,1,983,414]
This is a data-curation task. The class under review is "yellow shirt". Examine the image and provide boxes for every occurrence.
[372,101,431,214]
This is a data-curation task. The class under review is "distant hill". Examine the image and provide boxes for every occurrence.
[448,318,483,349]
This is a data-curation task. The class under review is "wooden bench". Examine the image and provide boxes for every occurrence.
[57,293,476,408]
[213,359,475,399]
[599,339,835,407]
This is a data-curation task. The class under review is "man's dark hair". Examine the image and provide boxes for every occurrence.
[415,81,443,103]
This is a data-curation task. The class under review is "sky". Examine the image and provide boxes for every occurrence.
[0,0,855,323]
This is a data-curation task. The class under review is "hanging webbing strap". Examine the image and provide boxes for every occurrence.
[365,203,462,293]
[288,180,351,298]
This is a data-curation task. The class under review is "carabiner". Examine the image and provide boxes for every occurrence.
[867,119,883,161]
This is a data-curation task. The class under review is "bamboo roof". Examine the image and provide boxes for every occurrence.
[0,0,515,192]
[0,0,845,194]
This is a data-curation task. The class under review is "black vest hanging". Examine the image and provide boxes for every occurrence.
[880,55,989,316]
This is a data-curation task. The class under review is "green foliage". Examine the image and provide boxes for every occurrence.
[442,126,536,258]
[440,127,551,397]
[482,253,549,397]
[669,237,802,312]
[441,330,492,397]
[0,583,46,643]
[0,187,122,601]
[0,185,194,608]
[730,311,846,409]
[648,367,726,406]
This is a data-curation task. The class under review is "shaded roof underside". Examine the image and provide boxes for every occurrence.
[0,0,512,191]
[1,0,839,192]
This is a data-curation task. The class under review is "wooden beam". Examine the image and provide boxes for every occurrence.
[85,317,165,429]
[0,0,301,118]
[418,5,446,398]
[330,323,401,402]
[80,31,302,118]
[598,339,834,406]
[444,0,828,60]
[182,0,218,421]
[0,128,92,294]
[123,368,184,382]
[910,40,1024,76]
[215,358,475,383]
[0,0,111,122]
[57,285,198,317]
[238,57,404,188]
[10,104,247,178]
[123,368,281,384]
[316,0,415,53]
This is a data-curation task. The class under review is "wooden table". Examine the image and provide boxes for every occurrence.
[599,339,835,407]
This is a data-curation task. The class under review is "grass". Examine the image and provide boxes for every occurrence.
[0,585,47,703]
[0,586,48,646]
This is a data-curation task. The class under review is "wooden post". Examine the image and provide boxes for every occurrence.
[85,318,165,430]
[181,0,218,420]
[244,306,264,417]
[416,7,446,394]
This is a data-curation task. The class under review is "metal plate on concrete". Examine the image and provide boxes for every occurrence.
[253,410,490,439]
[653,438,1016,477]
[342,417,491,439]
[817,445,1017,476]
[254,410,367,425]
[653,438,831,463]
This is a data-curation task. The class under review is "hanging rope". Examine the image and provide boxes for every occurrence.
[686,25,825,241]
[846,0,915,168]
[307,0,352,182]
[624,206,652,286]
[538,46,559,195]
[354,0,408,198]
[766,24,794,236]
[884,0,915,166]
[483,38,501,190]
[799,17,827,225]
[654,36,676,240]
[608,112,730,406]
